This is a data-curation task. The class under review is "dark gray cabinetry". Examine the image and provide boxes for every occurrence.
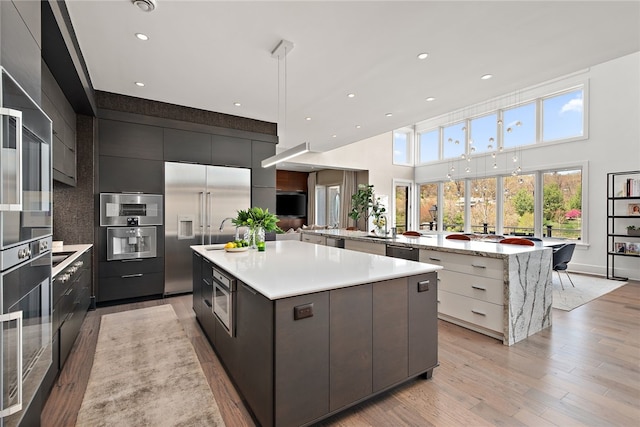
[330,284,373,411]
[252,140,276,186]
[252,186,276,213]
[212,135,251,167]
[98,156,164,193]
[1,0,41,102]
[373,278,408,391]
[275,292,330,427]
[97,258,164,303]
[42,61,77,186]
[199,257,216,341]
[99,119,163,159]
[408,272,438,376]
[164,128,211,164]
[192,252,203,316]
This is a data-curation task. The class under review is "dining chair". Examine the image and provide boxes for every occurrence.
[553,243,576,290]
[402,231,421,237]
[499,237,535,246]
[446,234,471,241]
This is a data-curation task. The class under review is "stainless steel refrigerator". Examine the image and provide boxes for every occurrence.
[164,162,251,295]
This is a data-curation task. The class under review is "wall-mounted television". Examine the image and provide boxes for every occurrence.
[276,192,307,217]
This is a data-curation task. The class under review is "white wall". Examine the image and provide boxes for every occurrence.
[290,52,640,279]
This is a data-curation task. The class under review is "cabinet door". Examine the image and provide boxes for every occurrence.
[97,272,164,302]
[98,119,163,160]
[344,239,386,255]
[251,140,276,186]
[275,291,329,427]
[235,282,274,427]
[164,128,211,164]
[212,135,251,167]
[252,186,276,213]
[372,278,408,391]
[330,284,372,411]
[192,252,203,316]
[99,155,164,193]
[408,272,438,376]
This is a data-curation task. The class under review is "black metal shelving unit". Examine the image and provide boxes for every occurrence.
[607,170,640,280]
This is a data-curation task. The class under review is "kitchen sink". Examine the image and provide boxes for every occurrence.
[52,251,75,268]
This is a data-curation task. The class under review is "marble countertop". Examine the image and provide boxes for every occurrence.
[52,244,93,277]
[301,229,551,258]
[192,240,441,300]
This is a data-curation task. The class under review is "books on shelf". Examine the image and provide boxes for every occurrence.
[624,178,640,197]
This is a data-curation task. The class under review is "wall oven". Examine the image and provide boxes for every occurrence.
[0,68,53,426]
[212,267,236,337]
[99,193,162,227]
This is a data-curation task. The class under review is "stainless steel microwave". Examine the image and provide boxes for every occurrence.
[99,193,163,226]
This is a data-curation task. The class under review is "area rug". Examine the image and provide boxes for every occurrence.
[552,272,627,311]
[75,305,225,427]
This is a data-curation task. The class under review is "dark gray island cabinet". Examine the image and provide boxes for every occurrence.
[192,241,441,427]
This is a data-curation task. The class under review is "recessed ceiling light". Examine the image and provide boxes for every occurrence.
[233,102,241,107]
[417,53,429,60]
[355,125,361,129]
[135,33,149,41]
[385,113,393,117]
[426,97,436,102]
[347,93,355,98]
[305,117,311,121]
[135,82,145,87]
[332,134,337,138]
[481,74,493,80]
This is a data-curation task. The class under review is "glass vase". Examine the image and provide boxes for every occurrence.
[244,226,265,250]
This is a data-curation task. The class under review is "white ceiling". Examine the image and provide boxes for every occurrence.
[66,0,640,157]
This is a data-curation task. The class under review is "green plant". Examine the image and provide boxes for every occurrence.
[348,184,386,226]
[627,225,637,231]
[232,207,282,232]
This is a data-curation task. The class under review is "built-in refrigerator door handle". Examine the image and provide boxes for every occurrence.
[0,310,23,417]
[0,108,23,212]
[206,191,212,245]
[199,192,205,245]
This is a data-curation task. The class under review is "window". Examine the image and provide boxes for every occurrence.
[542,89,584,142]
[469,177,497,234]
[314,185,340,227]
[419,183,438,231]
[542,169,582,240]
[443,180,465,231]
[394,182,411,234]
[393,129,413,165]
[503,102,536,148]
[503,174,535,237]
[418,129,439,163]
[442,122,466,160]
[470,113,497,154]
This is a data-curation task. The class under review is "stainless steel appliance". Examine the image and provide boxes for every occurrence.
[106,226,157,261]
[0,68,53,426]
[164,162,250,295]
[212,266,236,337]
[99,193,163,226]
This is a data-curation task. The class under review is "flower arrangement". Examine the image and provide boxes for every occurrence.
[232,207,281,232]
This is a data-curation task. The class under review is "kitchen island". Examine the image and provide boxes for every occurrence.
[192,241,441,427]
[301,229,553,346]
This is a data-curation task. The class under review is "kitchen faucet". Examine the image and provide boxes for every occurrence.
[219,217,240,240]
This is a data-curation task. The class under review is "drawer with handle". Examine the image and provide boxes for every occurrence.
[437,289,503,333]
[419,250,503,280]
[437,270,504,305]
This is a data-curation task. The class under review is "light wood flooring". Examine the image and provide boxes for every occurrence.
[43,280,640,426]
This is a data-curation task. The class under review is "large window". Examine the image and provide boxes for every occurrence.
[394,183,411,234]
[469,177,497,234]
[542,169,582,239]
[419,183,438,230]
[442,122,466,160]
[443,180,465,231]
[503,174,535,236]
[418,129,439,163]
[470,113,497,154]
[393,129,413,165]
[503,102,536,149]
[542,89,584,142]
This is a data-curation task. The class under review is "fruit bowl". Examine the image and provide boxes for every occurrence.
[225,246,249,252]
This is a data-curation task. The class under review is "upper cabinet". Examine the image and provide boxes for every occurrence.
[212,135,251,168]
[99,119,163,160]
[42,61,76,186]
[164,128,211,164]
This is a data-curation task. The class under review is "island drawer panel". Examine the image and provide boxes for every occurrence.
[301,234,326,245]
[437,270,504,305]
[98,272,164,302]
[438,290,503,333]
[420,250,503,280]
[343,239,386,255]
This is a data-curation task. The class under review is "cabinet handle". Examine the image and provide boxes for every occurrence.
[429,257,441,261]
[203,299,212,308]
[121,273,143,279]
[417,280,430,293]
[64,288,74,296]
[471,285,486,291]
[121,259,142,263]
[471,264,486,269]
[471,309,486,316]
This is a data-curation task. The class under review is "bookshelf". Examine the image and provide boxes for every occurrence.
[607,170,640,280]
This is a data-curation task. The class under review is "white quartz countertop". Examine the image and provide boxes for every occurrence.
[302,229,551,258]
[192,240,441,300]
[52,244,93,277]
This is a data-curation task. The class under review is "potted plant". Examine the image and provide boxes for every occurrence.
[348,184,386,232]
[233,207,281,250]
[627,225,640,236]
